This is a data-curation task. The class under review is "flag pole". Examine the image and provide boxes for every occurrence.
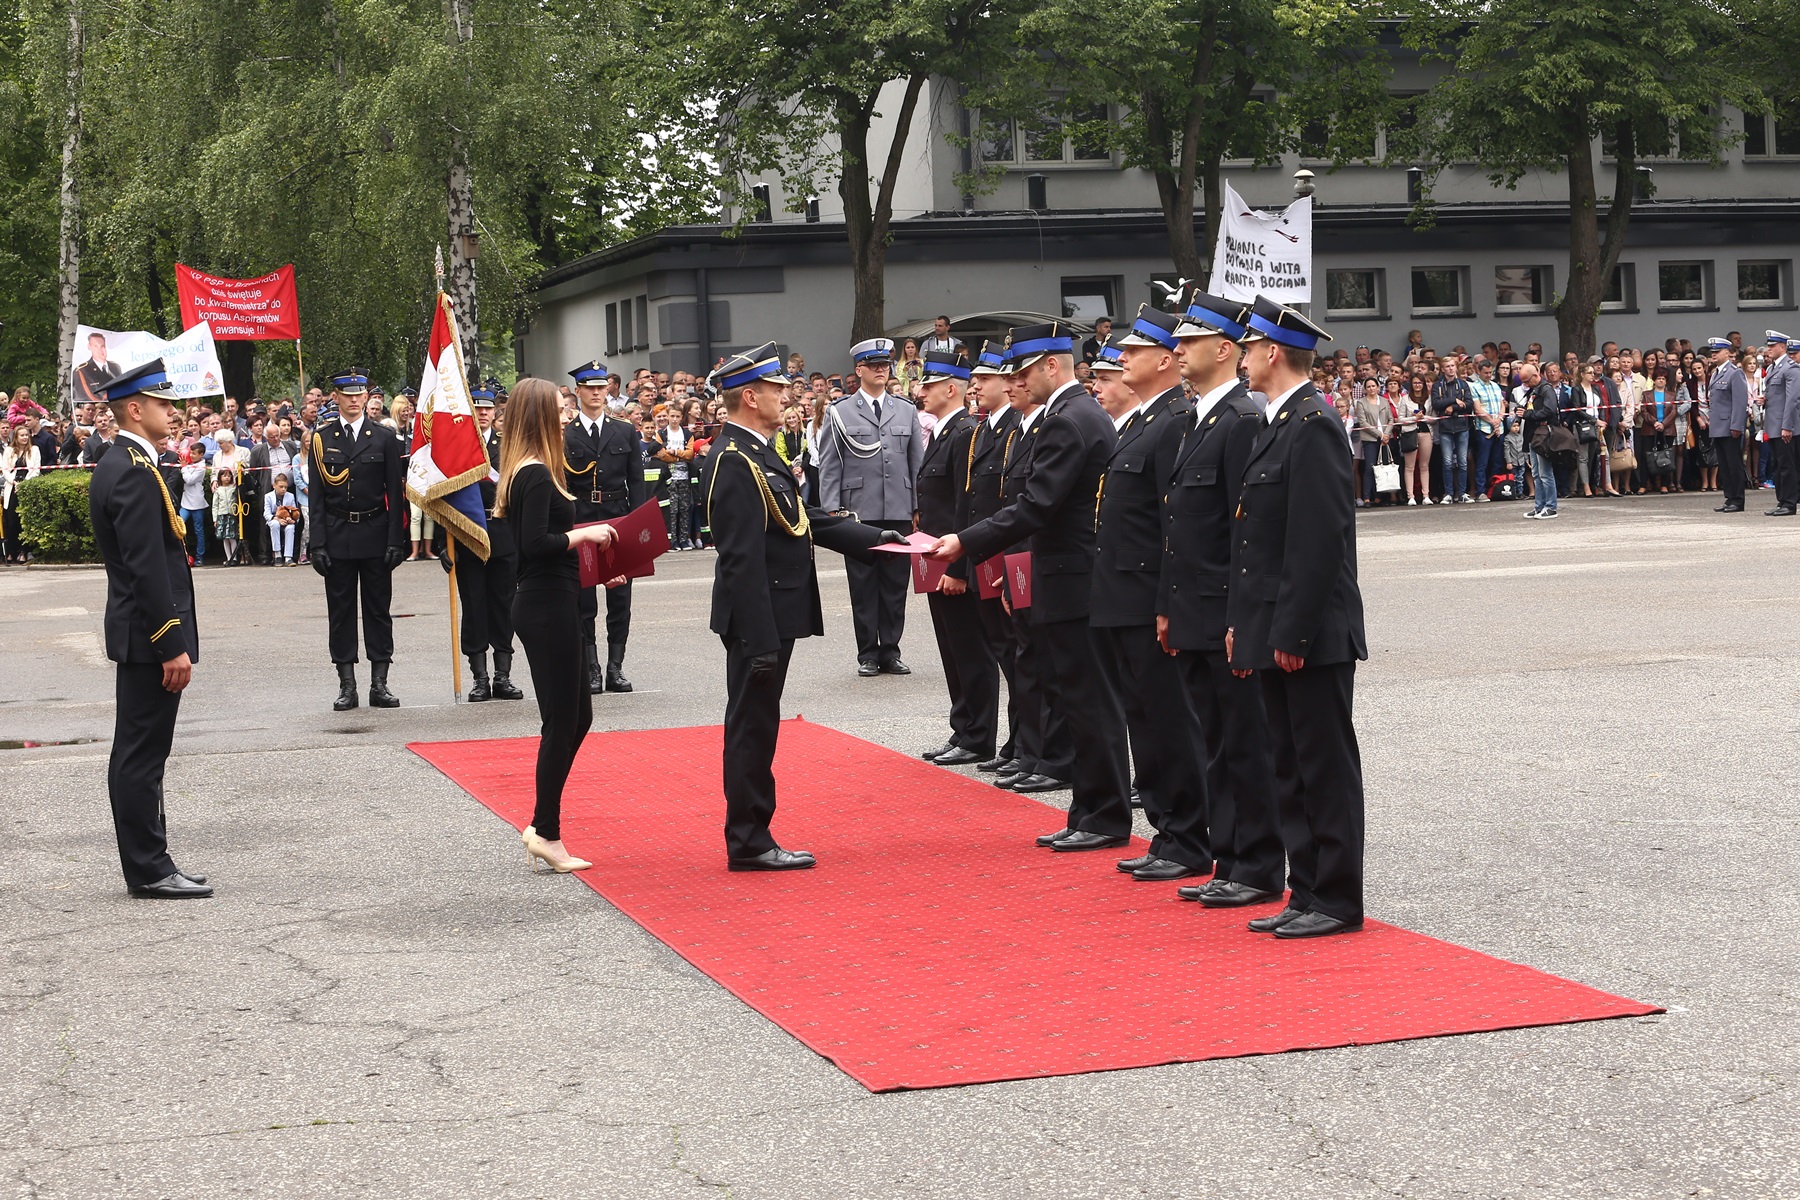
[295,339,306,397]
[447,534,462,701]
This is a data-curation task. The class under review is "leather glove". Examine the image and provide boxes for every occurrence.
[437,548,454,575]
[747,651,779,683]
[384,546,406,571]
[311,550,331,578]
[878,529,907,545]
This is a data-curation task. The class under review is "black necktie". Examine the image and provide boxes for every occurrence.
[870,396,881,425]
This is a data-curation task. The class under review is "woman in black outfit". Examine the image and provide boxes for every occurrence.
[493,377,617,873]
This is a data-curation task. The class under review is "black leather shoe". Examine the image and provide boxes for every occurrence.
[1129,788,1144,809]
[1116,853,1156,874]
[993,772,1030,790]
[1248,905,1307,933]
[128,872,214,899]
[727,847,817,872]
[1035,828,1074,847]
[977,755,1010,772]
[332,663,358,711]
[1131,857,1208,881]
[984,757,1021,775]
[585,644,604,694]
[857,661,882,677]
[368,662,400,708]
[919,742,957,761]
[880,658,911,675]
[490,652,524,701]
[1272,910,1365,939]
[1050,830,1129,852]
[932,747,984,766]
[1766,506,1795,516]
[1010,775,1069,794]
[175,869,207,885]
[1176,882,1212,901]
[1198,881,1285,908]
[604,661,633,693]
[1716,503,1744,512]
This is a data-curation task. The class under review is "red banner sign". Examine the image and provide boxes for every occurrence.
[174,264,301,341]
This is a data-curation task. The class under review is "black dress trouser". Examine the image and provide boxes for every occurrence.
[722,637,795,858]
[1179,650,1285,893]
[926,588,998,756]
[457,551,517,654]
[1772,437,1799,509]
[109,663,182,886]
[1716,434,1746,506]
[578,579,632,654]
[1036,616,1131,838]
[1009,605,1069,780]
[1095,624,1211,869]
[325,554,394,663]
[1259,661,1364,922]
[514,585,592,841]
[975,596,1019,761]
[845,518,910,665]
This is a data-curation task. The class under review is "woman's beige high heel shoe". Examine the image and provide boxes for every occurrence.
[523,829,592,873]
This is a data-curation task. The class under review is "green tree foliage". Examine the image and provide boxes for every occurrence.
[3,0,715,401]
[1398,0,1767,357]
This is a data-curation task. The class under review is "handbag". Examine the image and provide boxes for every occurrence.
[1611,443,1637,473]
[1546,424,1580,456]
[1698,438,1719,467]
[1645,445,1674,476]
[1574,415,1599,445]
[1372,444,1402,494]
[1399,428,1419,454]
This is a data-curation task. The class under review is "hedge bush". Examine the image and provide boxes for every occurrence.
[17,470,98,562]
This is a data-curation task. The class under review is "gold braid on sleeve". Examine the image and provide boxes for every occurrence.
[312,432,349,486]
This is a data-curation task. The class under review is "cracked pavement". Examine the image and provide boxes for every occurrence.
[3,492,1797,1198]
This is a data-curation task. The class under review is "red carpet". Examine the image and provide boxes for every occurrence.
[410,720,1659,1092]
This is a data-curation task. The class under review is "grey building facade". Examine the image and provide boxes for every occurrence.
[517,62,1800,377]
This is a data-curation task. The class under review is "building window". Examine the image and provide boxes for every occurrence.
[980,106,1112,166]
[1601,264,1636,313]
[634,295,650,350]
[1299,117,1376,162]
[1494,266,1552,312]
[605,303,619,356]
[1060,277,1117,323]
[1410,267,1466,316]
[1326,269,1384,318]
[1738,260,1787,308]
[749,183,772,223]
[1744,100,1800,158]
[618,298,634,352]
[1658,261,1710,310]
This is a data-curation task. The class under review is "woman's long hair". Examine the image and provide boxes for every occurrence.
[494,377,571,517]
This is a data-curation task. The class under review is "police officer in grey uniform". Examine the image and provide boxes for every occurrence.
[1704,336,1750,512]
[1762,331,1797,516]
[817,337,924,675]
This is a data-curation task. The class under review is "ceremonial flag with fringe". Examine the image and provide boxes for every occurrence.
[405,291,491,560]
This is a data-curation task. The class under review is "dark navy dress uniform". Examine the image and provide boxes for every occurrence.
[1228,299,1369,936]
[1090,311,1211,875]
[957,342,1022,770]
[448,389,521,702]
[564,360,646,693]
[308,370,408,709]
[914,353,997,762]
[1161,294,1285,902]
[704,346,888,866]
[956,324,1131,847]
[87,360,209,897]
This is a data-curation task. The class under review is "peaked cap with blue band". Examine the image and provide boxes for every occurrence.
[1005,320,1075,370]
[1088,337,1126,372]
[101,357,181,404]
[1174,289,1251,342]
[327,369,370,395]
[919,349,971,383]
[851,338,895,365]
[569,360,609,385]
[1241,296,1330,353]
[1702,336,1733,352]
[469,376,497,405]
[971,339,1009,376]
[709,342,792,391]
[1767,329,1792,346]
[1117,303,1182,351]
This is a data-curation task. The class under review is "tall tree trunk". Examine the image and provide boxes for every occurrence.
[1555,111,1635,361]
[445,0,478,373]
[1199,154,1222,286]
[145,240,168,339]
[839,72,927,341]
[53,0,82,416]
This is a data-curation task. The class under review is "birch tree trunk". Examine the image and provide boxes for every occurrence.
[53,0,82,415]
[445,0,479,374]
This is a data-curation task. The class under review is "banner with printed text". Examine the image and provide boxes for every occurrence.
[1209,182,1312,305]
[174,264,302,340]
[70,323,226,405]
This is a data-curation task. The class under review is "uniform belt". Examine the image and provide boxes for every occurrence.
[331,506,384,523]
[589,488,630,503]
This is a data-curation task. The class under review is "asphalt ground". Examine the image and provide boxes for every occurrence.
[3,489,1797,1198]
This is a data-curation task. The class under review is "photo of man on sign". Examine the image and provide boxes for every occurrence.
[76,331,120,405]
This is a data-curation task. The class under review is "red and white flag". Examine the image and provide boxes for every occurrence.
[404,292,491,559]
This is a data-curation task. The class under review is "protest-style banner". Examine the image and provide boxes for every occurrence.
[70,323,226,405]
[174,264,302,340]
[1208,182,1312,305]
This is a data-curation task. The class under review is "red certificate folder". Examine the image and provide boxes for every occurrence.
[1003,551,1033,609]
[975,556,1005,600]
[912,552,948,594]
[576,499,670,588]
[871,529,940,555]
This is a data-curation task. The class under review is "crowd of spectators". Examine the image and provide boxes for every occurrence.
[2,321,1783,563]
